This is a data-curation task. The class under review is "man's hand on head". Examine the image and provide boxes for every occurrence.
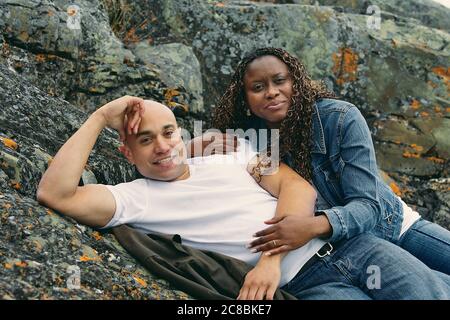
[96,95,145,142]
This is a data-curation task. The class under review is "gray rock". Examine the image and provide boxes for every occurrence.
[133,42,204,113]
[0,0,449,299]
[0,64,136,198]
[293,0,450,31]
[0,63,191,299]
[0,0,195,114]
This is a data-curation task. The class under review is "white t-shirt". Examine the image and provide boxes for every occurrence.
[399,197,421,236]
[102,139,325,286]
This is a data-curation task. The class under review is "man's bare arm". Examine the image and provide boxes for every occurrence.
[37,96,144,227]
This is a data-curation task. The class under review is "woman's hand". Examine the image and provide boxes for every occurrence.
[186,132,239,158]
[237,258,281,300]
[248,215,322,256]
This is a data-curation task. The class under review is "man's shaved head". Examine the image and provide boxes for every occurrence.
[124,100,177,141]
[142,100,176,121]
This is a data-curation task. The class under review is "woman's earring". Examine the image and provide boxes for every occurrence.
[246,109,251,117]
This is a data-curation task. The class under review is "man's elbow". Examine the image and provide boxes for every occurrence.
[36,181,62,209]
[36,185,52,207]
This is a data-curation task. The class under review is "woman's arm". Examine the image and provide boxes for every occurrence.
[317,106,383,243]
[248,105,382,254]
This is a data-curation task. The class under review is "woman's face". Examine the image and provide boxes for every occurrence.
[243,55,293,128]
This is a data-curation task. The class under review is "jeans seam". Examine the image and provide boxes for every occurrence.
[412,227,450,246]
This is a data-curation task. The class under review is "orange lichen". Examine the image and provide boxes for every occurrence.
[46,209,54,216]
[420,111,429,117]
[164,88,189,113]
[14,261,28,268]
[410,99,421,110]
[215,2,225,7]
[431,66,450,91]
[426,157,445,164]
[332,48,358,86]
[389,182,402,196]
[4,263,12,269]
[132,275,148,288]
[164,88,180,101]
[402,151,420,158]
[410,144,424,152]
[79,255,100,262]
[92,231,102,241]
[434,106,441,112]
[0,137,18,150]
[3,203,12,210]
[12,182,21,190]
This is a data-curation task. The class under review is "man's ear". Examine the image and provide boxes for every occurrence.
[119,143,135,164]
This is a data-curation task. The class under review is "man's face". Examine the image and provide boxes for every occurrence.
[124,101,188,181]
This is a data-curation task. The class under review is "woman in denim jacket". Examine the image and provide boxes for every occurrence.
[190,47,450,275]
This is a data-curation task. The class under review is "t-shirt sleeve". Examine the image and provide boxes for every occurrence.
[100,179,149,229]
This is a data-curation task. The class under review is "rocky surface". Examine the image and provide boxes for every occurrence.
[0,64,190,299]
[0,0,449,299]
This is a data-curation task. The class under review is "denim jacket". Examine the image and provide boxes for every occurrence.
[306,99,403,243]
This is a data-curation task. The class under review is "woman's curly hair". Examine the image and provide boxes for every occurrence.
[212,47,335,181]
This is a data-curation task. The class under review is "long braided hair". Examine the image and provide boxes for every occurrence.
[212,47,335,181]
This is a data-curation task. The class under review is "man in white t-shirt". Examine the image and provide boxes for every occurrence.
[37,96,450,300]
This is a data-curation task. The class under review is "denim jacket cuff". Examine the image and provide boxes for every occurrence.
[317,208,346,243]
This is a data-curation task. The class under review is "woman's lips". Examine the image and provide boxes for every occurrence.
[265,101,286,111]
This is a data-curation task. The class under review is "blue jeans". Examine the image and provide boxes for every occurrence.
[282,234,450,299]
[397,218,450,275]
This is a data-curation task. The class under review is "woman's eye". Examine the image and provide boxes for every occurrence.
[140,138,152,144]
[253,84,264,91]
[165,131,174,137]
[275,78,285,84]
